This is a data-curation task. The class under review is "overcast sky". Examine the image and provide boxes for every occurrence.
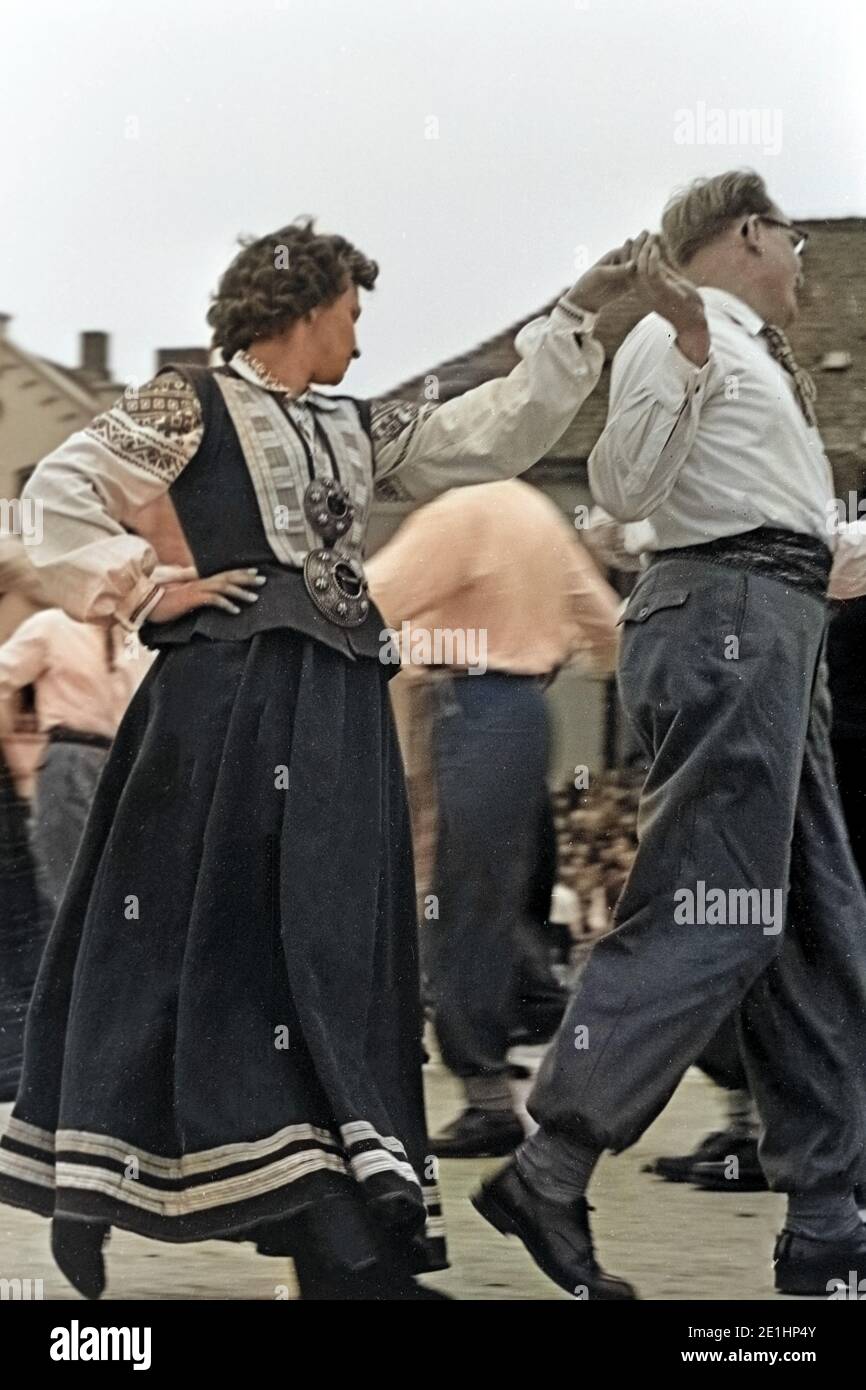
[2,0,863,396]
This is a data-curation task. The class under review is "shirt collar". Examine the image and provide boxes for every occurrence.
[698,286,765,337]
[228,350,340,411]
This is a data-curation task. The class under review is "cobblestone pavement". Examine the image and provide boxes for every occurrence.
[0,1063,794,1301]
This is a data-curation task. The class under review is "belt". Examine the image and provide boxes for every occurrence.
[648,526,832,600]
[47,727,112,751]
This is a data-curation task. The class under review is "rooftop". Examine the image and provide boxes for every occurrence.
[384,218,866,489]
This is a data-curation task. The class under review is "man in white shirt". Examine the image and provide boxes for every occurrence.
[474,171,866,1301]
[0,610,153,910]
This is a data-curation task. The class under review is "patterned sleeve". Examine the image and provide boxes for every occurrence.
[21,371,204,627]
[85,371,203,485]
[368,400,440,503]
[368,302,605,505]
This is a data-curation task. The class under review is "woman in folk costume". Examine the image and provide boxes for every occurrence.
[0,217,640,1299]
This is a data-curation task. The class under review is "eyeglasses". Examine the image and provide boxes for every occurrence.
[756,216,809,256]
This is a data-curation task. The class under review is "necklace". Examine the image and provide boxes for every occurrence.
[238,350,307,400]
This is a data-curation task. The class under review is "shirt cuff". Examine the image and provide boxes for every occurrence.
[513,304,598,359]
[552,301,599,337]
[115,577,165,632]
[646,339,712,412]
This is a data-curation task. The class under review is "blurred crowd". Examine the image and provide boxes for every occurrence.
[549,767,642,952]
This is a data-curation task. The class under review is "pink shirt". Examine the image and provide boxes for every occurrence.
[367,480,621,677]
[0,609,154,738]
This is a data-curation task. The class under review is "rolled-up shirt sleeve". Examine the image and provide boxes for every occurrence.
[21,372,203,628]
[370,301,605,504]
[588,314,715,522]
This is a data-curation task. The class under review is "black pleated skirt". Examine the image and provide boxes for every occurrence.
[0,630,445,1274]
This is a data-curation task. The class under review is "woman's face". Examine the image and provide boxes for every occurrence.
[308,282,362,385]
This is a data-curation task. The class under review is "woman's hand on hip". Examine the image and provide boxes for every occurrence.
[148,567,267,623]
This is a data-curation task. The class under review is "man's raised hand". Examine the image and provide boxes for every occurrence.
[633,235,710,365]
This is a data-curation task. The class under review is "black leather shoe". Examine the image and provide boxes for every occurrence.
[471,1161,637,1300]
[690,1137,768,1192]
[645,1128,759,1184]
[430,1108,523,1159]
[774,1224,866,1296]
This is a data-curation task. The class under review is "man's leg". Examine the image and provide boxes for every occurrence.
[525,565,813,1155]
[427,674,548,1156]
[648,1013,764,1189]
[31,743,108,914]
[734,657,866,1289]
[474,563,863,1295]
[830,735,866,891]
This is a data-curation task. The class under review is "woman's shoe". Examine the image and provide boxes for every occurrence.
[51,1218,109,1300]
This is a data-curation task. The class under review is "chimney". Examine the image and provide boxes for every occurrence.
[80,331,110,379]
[156,346,209,371]
[0,312,11,339]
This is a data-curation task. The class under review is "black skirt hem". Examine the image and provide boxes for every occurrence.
[0,1168,447,1275]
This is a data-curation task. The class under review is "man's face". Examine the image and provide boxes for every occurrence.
[308,281,361,385]
[754,203,805,327]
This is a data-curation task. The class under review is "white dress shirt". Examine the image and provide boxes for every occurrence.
[20,301,604,629]
[587,286,866,599]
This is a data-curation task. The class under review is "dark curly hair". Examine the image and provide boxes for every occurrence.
[207,217,379,361]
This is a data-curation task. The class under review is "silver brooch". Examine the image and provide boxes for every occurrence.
[303,549,370,628]
[303,478,355,546]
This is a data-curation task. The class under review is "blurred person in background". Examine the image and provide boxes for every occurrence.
[0,610,153,913]
[368,477,620,1158]
[0,539,49,1101]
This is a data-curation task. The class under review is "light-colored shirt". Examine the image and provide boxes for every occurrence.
[0,609,153,738]
[587,286,866,599]
[366,479,621,677]
[20,301,604,629]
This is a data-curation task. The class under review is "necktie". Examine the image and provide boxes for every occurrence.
[760,323,818,429]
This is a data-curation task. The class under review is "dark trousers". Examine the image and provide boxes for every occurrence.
[31,740,109,914]
[427,673,551,1081]
[530,558,866,1193]
[832,736,866,892]
[696,1013,749,1093]
[697,733,866,1102]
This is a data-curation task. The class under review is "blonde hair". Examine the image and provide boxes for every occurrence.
[661,171,774,266]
